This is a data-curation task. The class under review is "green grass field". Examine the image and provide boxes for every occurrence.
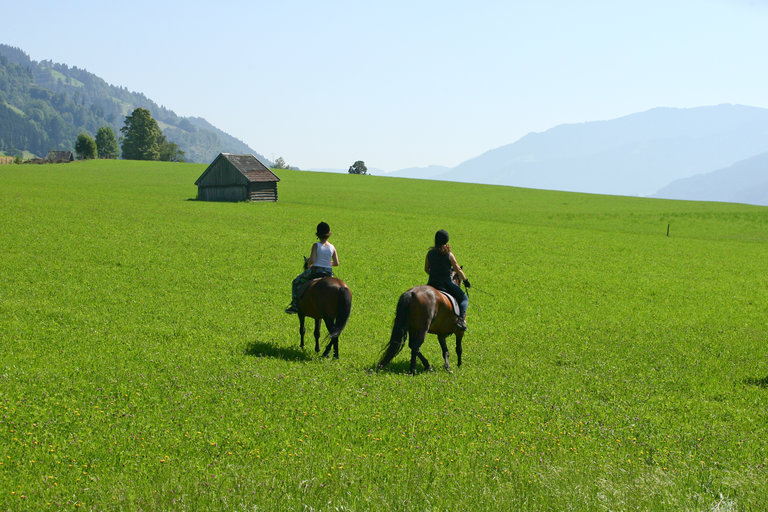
[1,160,767,510]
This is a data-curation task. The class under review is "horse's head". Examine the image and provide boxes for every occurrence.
[451,265,463,286]
[303,256,310,270]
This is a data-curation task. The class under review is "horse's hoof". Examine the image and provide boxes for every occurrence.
[444,365,452,373]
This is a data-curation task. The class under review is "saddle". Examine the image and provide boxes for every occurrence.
[436,289,460,317]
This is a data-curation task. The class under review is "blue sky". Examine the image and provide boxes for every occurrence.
[4,0,768,171]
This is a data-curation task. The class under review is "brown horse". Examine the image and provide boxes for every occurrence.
[295,257,352,359]
[377,272,465,374]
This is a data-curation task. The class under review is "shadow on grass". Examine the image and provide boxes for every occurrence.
[744,375,768,388]
[368,360,437,375]
[244,340,311,362]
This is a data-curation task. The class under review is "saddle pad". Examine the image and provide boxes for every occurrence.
[437,290,460,317]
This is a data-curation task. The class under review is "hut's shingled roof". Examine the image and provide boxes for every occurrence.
[243,170,280,182]
[222,154,279,183]
[194,153,280,186]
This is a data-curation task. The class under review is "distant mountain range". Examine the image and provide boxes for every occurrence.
[387,105,768,206]
[653,151,768,205]
[386,165,450,180]
[0,44,267,164]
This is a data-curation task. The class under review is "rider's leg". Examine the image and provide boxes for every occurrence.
[445,282,469,329]
[287,269,313,311]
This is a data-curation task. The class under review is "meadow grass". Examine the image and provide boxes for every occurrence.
[1,160,767,510]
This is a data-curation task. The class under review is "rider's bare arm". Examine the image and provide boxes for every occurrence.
[449,252,467,282]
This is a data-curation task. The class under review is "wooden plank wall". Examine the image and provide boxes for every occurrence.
[248,183,277,202]
[198,185,247,202]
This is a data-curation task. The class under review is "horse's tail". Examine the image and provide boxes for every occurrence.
[327,285,352,339]
[378,291,411,368]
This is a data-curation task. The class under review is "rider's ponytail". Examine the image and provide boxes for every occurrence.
[433,243,451,255]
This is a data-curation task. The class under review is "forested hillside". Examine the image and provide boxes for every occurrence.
[0,44,268,163]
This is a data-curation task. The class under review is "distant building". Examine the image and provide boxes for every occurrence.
[46,151,74,163]
[195,153,280,202]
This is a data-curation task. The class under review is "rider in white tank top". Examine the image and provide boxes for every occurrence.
[286,221,340,313]
[313,241,336,270]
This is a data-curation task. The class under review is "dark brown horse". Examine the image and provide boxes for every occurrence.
[377,272,465,374]
[295,257,352,358]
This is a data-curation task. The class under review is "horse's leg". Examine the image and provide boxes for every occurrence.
[322,335,339,359]
[299,314,306,349]
[314,318,321,353]
[417,350,431,372]
[321,316,338,359]
[455,331,464,367]
[409,350,419,374]
[408,328,429,374]
[438,335,451,372]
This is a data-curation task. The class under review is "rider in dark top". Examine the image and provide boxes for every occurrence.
[425,229,470,330]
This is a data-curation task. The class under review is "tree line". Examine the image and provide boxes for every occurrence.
[0,46,260,164]
[0,52,105,158]
[74,108,185,162]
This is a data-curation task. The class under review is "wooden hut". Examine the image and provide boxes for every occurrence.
[46,151,74,163]
[195,153,280,202]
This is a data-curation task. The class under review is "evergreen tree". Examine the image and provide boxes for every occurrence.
[95,126,119,159]
[120,108,161,160]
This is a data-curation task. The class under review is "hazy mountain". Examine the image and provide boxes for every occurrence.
[384,165,450,180]
[410,105,768,198]
[653,152,768,205]
[0,44,268,164]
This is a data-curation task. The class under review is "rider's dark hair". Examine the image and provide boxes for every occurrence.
[432,243,451,255]
[316,221,331,239]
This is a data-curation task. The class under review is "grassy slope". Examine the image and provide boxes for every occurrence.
[1,160,767,510]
